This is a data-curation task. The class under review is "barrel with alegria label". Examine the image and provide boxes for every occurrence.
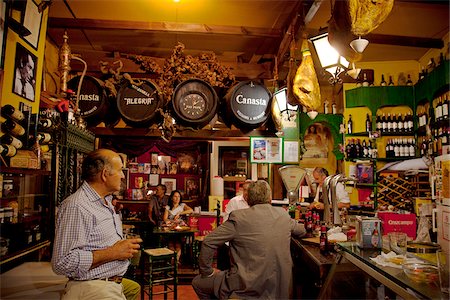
[67,75,115,127]
[224,81,272,130]
[116,80,163,127]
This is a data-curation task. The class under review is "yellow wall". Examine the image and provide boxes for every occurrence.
[0,1,48,118]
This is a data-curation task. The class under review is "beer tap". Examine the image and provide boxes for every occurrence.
[321,175,334,226]
[330,175,358,226]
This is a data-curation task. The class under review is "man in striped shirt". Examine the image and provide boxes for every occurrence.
[52,149,142,299]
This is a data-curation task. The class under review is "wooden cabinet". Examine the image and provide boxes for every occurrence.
[0,168,54,272]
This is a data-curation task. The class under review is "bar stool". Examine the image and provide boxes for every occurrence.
[141,247,177,300]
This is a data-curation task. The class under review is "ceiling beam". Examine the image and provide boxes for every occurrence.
[366,33,444,49]
[48,17,282,38]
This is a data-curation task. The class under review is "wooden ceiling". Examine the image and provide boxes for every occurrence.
[46,0,449,82]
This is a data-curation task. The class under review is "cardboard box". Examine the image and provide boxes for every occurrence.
[377,211,417,239]
[356,217,382,249]
[10,150,38,169]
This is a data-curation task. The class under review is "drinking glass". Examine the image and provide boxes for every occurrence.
[437,250,450,295]
[388,232,407,254]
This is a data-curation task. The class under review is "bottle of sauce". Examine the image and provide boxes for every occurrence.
[320,224,328,254]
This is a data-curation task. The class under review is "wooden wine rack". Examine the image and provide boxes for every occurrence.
[377,175,416,209]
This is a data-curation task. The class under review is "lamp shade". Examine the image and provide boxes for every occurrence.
[310,32,349,84]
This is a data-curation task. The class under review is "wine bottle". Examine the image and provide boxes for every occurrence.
[36,133,52,144]
[319,224,328,254]
[380,74,387,86]
[323,99,329,114]
[399,139,405,157]
[362,73,369,87]
[362,139,368,158]
[442,97,449,120]
[419,66,427,81]
[0,134,23,149]
[376,114,381,132]
[392,113,398,133]
[407,112,414,133]
[331,101,337,115]
[347,114,353,134]
[365,114,372,133]
[436,97,443,122]
[355,139,362,158]
[387,113,393,133]
[409,138,416,157]
[381,113,387,133]
[406,74,413,86]
[385,139,391,158]
[388,76,394,86]
[1,119,26,136]
[394,139,400,157]
[38,118,53,129]
[0,144,17,157]
[346,140,353,159]
[1,105,25,122]
[398,113,404,133]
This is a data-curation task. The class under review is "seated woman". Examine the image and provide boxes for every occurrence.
[163,190,193,262]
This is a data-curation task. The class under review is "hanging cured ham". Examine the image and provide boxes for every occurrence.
[349,0,394,36]
[292,39,321,111]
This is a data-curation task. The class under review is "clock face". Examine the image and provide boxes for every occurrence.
[179,93,207,118]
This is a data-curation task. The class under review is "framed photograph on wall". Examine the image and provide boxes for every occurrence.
[161,178,176,195]
[284,141,299,163]
[12,43,37,102]
[121,168,129,191]
[151,152,158,165]
[184,177,200,200]
[23,0,43,49]
[250,137,283,163]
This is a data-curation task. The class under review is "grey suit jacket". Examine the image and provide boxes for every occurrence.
[199,203,306,299]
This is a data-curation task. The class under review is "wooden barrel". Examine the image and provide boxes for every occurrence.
[67,75,115,127]
[116,80,163,127]
[171,79,218,128]
[224,81,272,129]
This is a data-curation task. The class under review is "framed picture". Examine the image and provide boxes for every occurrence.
[284,141,299,163]
[168,162,178,174]
[13,43,37,102]
[151,152,158,165]
[149,174,159,186]
[302,123,330,159]
[184,177,200,200]
[23,0,43,49]
[161,178,177,195]
[250,137,283,163]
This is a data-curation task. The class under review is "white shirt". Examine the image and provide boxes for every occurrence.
[223,194,249,222]
[313,182,350,204]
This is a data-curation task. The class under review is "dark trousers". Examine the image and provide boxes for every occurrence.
[192,274,218,300]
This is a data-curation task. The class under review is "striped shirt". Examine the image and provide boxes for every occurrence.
[51,181,128,280]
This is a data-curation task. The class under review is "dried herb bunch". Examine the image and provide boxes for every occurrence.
[127,42,235,102]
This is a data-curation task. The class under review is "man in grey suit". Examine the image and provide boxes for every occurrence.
[192,180,306,299]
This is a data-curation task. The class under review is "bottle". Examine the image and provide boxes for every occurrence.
[436,97,443,122]
[38,118,53,129]
[387,113,393,133]
[365,114,372,133]
[376,114,381,132]
[398,113,404,133]
[36,133,52,144]
[362,73,369,87]
[442,97,449,120]
[407,112,414,133]
[380,74,387,86]
[385,139,391,158]
[346,140,352,159]
[1,105,25,122]
[0,144,17,157]
[394,139,400,157]
[371,222,380,248]
[1,119,26,136]
[389,139,395,157]
[323,99,329,114]
[0,134,23,149]
[406,75,413,86]
[319,224,328,254]
[419,66,427,81]
[399,139,405,157]
[388,76,394,86]
[381,113,387,133]
[347,115,353,134]
[355,139,362,158]
[409,138,416,157]
[362,139,368,158]
[331,101,337,115]
[392,113,398,133]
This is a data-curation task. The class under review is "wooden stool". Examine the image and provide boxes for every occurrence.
[192,236,205,270]
[141,248,177,300]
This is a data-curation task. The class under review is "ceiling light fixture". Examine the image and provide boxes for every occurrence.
[310,32,349,85]
[273,87,298,122]
[350,36,369,54]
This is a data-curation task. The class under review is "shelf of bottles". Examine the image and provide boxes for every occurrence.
[417,90,450,157]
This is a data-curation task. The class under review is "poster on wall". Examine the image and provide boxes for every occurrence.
[12,43,37,101]
[250,137,283,163]
[23,0,42,49]
[302,123,329,159]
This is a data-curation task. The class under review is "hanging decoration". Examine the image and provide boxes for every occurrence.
[349,0,394,36]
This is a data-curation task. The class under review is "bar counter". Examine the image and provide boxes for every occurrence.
[291,238,444,299]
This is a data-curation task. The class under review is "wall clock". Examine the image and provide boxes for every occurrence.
[172,79,218,127]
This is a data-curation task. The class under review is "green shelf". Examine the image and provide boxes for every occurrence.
[415,60,450,102]
[345,86,415,113]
